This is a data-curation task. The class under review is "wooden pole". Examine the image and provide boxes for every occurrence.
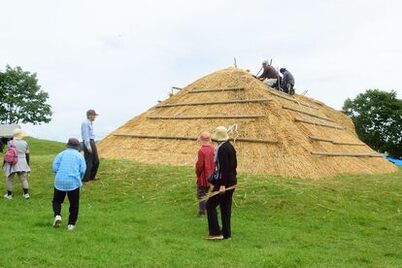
[113,134,278,144]
[148,115,265,120]
[309,136,366,146]
[282,105,334,122]
[155,98,271,108]
[311,151,383,157]
[267,89,320,110]
[198,185,237,202]
[189,87,244,93]
[295,118,345,130]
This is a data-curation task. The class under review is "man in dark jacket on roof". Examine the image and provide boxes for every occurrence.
[280,68,295,95]
[258,60,280,88]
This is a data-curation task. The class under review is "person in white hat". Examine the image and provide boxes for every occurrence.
[3,128,31,200]
[206,126,237,240]
[195,131,215,216]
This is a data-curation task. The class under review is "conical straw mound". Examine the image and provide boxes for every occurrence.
[98,67,397,178]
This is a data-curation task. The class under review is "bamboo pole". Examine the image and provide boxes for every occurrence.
[311,151,383,157]
[148,115,265,120]
[189,87,244,93]
[114,134,195,141]
[268,89,320,110]
[309,136,365,146]
[308,136,333,142]
[198,185,237,202]
[332,141,366,146]
[295,118,345,130]
[113,134,278,144]
[282,105,335,122]
[155,98,271,108]
[233,137,277,144]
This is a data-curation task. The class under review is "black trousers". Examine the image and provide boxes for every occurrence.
[52,188,80,225]
[206,188,235,238]
[83,139,99,181]
[281,83,294,94]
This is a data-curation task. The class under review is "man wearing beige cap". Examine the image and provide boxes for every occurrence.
[81,109,100,182]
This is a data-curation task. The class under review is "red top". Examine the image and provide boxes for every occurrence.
[195,145,215,187]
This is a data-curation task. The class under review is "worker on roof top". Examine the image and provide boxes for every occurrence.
[279,68,295,95]
[257,60,280,88]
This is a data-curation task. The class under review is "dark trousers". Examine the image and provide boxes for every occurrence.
[206,188,235,238]
[52,188,80,225]
[83,139,99,181]
[281,83,294,94]
[197,186,209,214]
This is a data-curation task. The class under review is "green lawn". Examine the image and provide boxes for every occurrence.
[0,138,401,267]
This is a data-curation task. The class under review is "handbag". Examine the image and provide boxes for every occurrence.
[207,170,220,185]
[208,142,224,185]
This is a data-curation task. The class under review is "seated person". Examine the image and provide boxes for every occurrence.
[279,68,295,95]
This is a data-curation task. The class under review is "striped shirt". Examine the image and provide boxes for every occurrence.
[53,148,86,191]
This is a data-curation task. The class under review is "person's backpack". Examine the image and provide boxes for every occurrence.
[4,141,18,165]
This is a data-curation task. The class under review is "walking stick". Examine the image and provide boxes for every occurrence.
[198,185,237,203]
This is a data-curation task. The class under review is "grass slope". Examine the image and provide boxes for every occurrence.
[0,138,401,267]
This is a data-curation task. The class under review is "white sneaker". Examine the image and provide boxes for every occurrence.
[67,224,75,231]
[23,193,30,199]
[3,194,12,200]
[53,215,62,228]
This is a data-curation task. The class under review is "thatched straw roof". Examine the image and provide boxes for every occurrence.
[98,67,397,178]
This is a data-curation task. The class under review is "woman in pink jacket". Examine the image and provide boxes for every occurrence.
[195,131,215,216]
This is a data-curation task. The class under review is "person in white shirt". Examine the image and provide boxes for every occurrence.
[81,109,100,182]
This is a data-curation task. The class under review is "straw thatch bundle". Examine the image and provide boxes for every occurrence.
[98,67,397,178]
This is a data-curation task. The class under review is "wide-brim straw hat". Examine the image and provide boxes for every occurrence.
[198,131,212,146]
[13,128,27,140]
[212,126,229,142]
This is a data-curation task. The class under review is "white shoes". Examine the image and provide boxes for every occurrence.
[53,215,62,228]
[53,215,76,231]
[3,193,30,199]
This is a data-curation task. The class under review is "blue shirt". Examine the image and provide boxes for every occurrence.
[53,148,86,191]
[81,119,95,149]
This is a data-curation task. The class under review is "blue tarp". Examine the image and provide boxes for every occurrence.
[386,156,402,166]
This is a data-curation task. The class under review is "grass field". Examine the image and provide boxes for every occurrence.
[0,137,401,267]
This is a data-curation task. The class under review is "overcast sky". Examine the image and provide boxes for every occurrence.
[1,0,401,142]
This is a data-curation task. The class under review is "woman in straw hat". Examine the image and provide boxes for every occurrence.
[206,126,237,240]
[3,128,31,200]
[195,131,215,216]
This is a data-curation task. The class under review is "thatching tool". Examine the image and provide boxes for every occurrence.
[255,67,262,77]
[198,185,237,203]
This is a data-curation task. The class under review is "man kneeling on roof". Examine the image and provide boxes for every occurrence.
[279,68,295,95]
[258,60,280,88]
